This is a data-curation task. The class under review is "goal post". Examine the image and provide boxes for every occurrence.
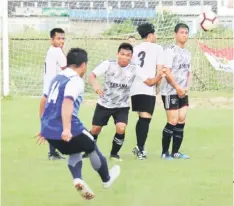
[2,0,10,96]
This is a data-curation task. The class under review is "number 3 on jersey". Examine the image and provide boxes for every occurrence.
[138,51,146,67]
[48,81,60,103]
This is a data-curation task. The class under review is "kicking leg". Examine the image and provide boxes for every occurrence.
[83,125,102,159]
[68,153,95,200]
[89,144,120,188]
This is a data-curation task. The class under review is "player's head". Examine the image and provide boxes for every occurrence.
[128,35,136,45]
[174,23,189,45]
[117,43,133,67]
[67,48,88,77]
[137,23,156,43]
[50,28,65,48]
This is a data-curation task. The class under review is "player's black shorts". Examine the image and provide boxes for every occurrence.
[161,95,189,110]
[47,130,95,155]
[131,94,156,115]
[92,103,130,126]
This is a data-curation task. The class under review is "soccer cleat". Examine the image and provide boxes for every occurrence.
[103,165,120,189]
[172,152,190,159]
[161,152,174,160]
[82,153,89,159]
[136,151,147,160]
[110,154,123,162]
[74,178,95,200]
[132,146,147,158]
[48,152,65,160]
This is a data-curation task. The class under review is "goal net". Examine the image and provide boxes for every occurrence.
[5,0,234,96]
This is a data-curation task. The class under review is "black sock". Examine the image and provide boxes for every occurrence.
[162,123,175,154]
[110,133,125,155]
[49,143,56,155]
[172,123,185,154]
[136,117,151,152]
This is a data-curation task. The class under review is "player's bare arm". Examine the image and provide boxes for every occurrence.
[39,96,47,118]
[164,66,186,97]
[143,65,164,86]
[89,72,104,95]
[61,98,73,141]
[185,71,192,93]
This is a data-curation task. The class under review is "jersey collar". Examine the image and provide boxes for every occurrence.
[65,67,79,76]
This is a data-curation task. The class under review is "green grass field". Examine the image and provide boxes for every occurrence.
[1,97,233,206]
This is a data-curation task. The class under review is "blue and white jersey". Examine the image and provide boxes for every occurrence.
[41,68,85,140]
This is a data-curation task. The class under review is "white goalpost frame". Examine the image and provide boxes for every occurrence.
[2,0,10,96]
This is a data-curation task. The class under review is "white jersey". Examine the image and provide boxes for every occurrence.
[160,44,192,95]
[92,60,147,108]
[43,46,67,96]
[130,42,164,96]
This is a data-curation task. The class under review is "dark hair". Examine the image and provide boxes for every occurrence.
[137,23,155,39]
[67,48,88,67]
[174,23,189,33]
[118,43,133,53]
[128,35,135,39]
[50,28,65,38]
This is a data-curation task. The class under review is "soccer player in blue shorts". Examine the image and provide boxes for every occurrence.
[40,48,120,199]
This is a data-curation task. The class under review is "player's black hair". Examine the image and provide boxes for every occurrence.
[137,23,155,39]
[118,43,133,54]
[67,48,88,67]
[174,23,189,33]
[50,28,65,38]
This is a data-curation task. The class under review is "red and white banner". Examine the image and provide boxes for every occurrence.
[198,42,234,73]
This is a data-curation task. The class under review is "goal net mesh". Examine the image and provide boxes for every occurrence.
[6,0,233,96]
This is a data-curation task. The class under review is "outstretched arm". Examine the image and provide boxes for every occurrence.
[89,72,104,96]
[89,60,109,95]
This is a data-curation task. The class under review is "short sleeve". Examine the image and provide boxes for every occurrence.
[164,47,174,68]
[64,77,84,101]
[56,48,67,68]
[92,60,110,77]
[156,45,165,65]
[135,65,149,82]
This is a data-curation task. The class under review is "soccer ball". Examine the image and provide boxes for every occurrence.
[198,11,218,31]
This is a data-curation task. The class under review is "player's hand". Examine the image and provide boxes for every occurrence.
[157,67,166,78]
[162,66,171,76]
[61,130,72,142]
[176,87,186,98]
[95,88,104,96]
[35,132,46,145]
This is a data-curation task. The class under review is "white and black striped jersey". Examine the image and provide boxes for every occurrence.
[92,60,147,108]
[161,44,192,95]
